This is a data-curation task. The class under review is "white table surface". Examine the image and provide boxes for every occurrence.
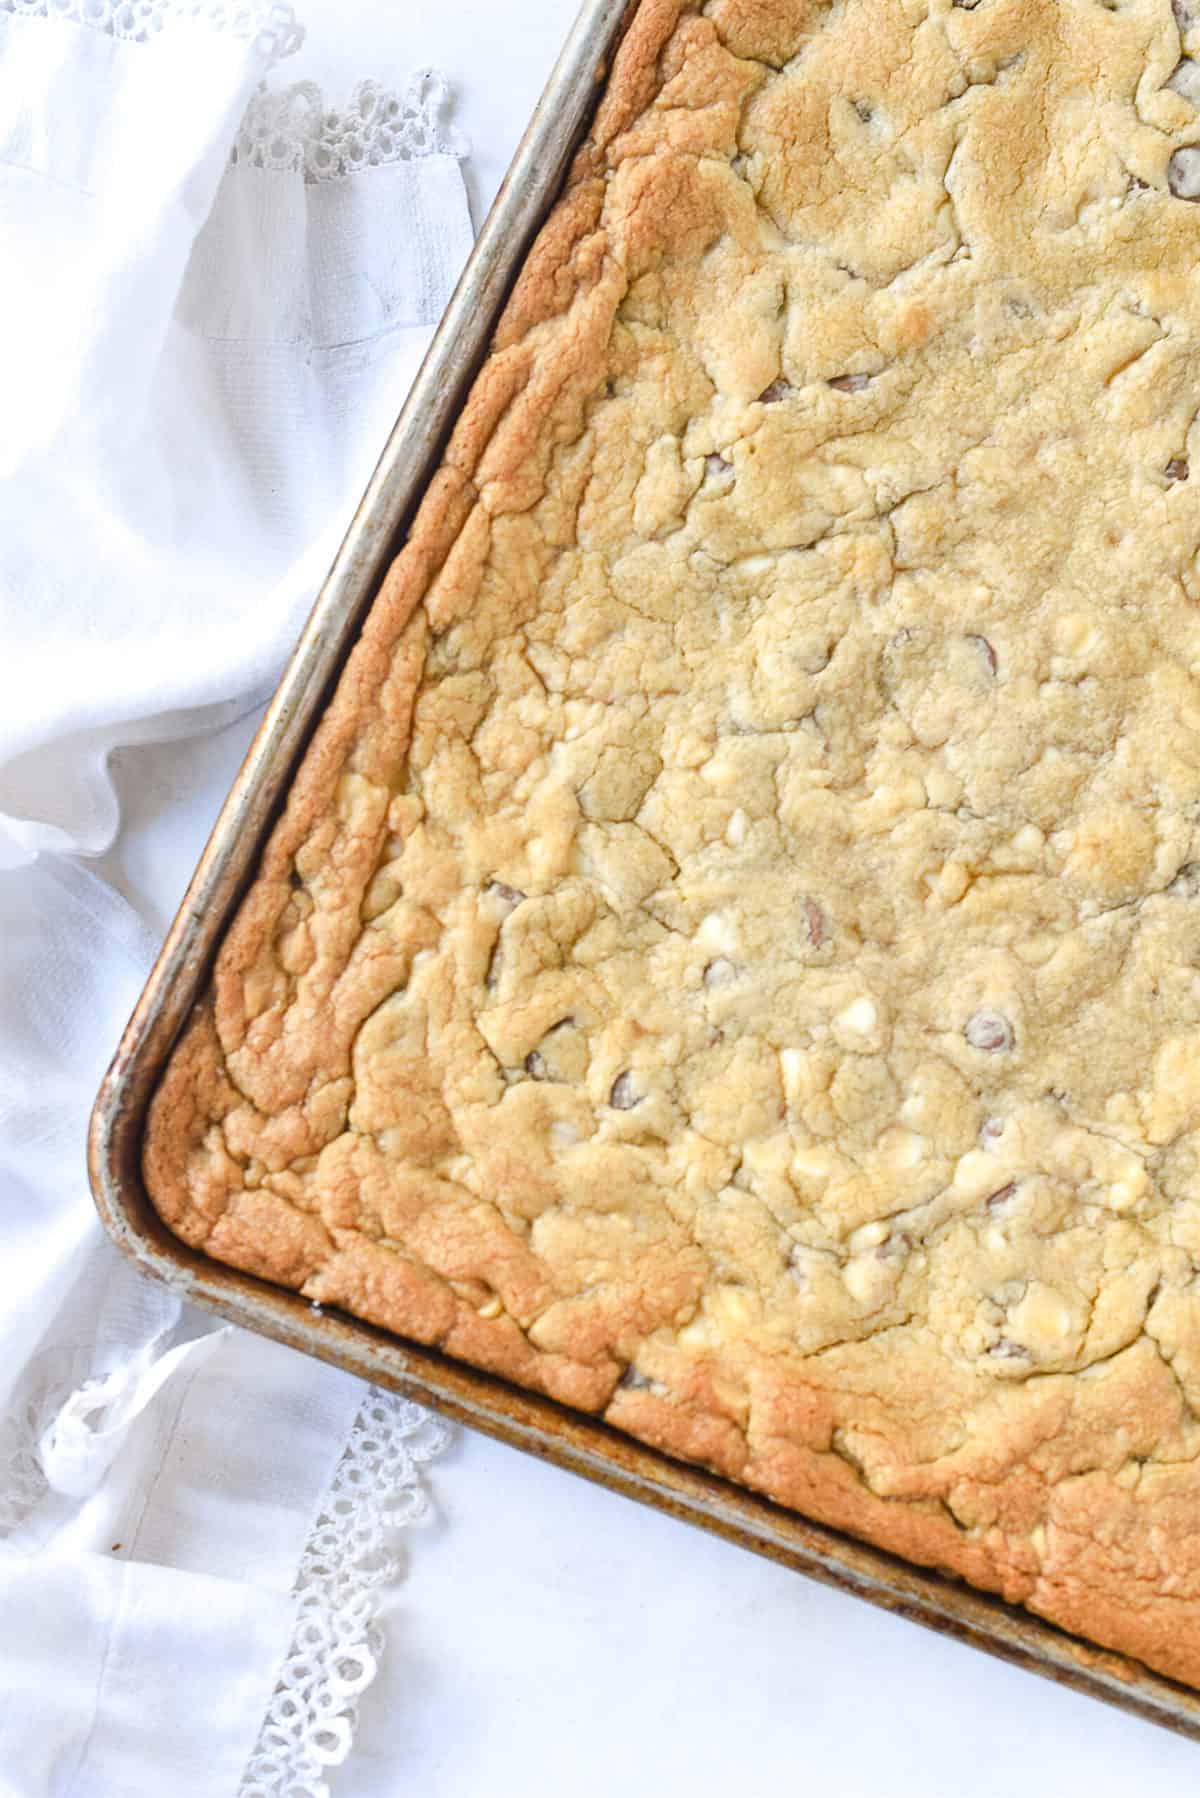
[98,2,1200,1790]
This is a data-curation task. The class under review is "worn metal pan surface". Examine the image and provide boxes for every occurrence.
[87,0,1200,1743]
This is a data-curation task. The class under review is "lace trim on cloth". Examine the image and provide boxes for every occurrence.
[0,1347,90,1537]
[0,0,302,61]
[238,1389,451,1798]
[232,72,467,182]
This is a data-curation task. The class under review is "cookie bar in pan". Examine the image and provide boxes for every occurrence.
[146,0,1200,1688]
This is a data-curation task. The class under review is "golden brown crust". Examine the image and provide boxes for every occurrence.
[148,0,1200,1687]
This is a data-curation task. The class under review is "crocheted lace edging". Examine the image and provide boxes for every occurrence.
[0,0,302,63]
[237,1388,451,1798]
[232,71,467,182]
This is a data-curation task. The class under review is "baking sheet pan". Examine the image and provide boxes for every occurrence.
[87,0,1200,1741]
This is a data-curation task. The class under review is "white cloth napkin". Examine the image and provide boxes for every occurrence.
[0,4,469,1791]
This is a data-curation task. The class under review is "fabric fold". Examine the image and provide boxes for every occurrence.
[0,5,469,1790]
[0,18,472,852]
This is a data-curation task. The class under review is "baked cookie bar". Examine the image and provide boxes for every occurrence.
[147,0,1200,1686]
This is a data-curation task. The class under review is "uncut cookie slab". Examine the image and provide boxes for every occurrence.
[148,0,1200,1685]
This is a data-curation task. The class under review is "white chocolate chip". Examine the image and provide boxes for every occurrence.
[698,911,738,954]
[1053,612,1100,659]
[991,826,1044,873]
[678,1315,714,1349]
[924,764,963,809]
[878,1126,926,1170]
[1106,1176,1144,1212]
[834,996,879,1047]
[934,860,970,904]
[791,1147,835,1192]
[850,1220,890,1251]
[1009,1282,1073,1349]
[713,1285,754,1328]
[953,1149,1005,1200]
[844,1255,891,1307]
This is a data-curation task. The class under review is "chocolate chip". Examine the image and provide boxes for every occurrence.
[618,1364,665,1395]
[803,898,825,948]
[852,100,873,122]
[610,1072,639,1109]
[966,632,998,675]
[965,1009,1013,1053]
[880,624,924,693]
[1168,146,1200,201]
[986,1182,1017,1211]
[1169,862,1200,897]
[758,378,791,405]
[1162,58,1189,118]
[1167,457,1190,483]
[827,372,871,392]
[703,957,738,988]
[524,1050,547,1080]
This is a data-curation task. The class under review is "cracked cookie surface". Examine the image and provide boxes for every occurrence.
[148,0,1200,1686]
